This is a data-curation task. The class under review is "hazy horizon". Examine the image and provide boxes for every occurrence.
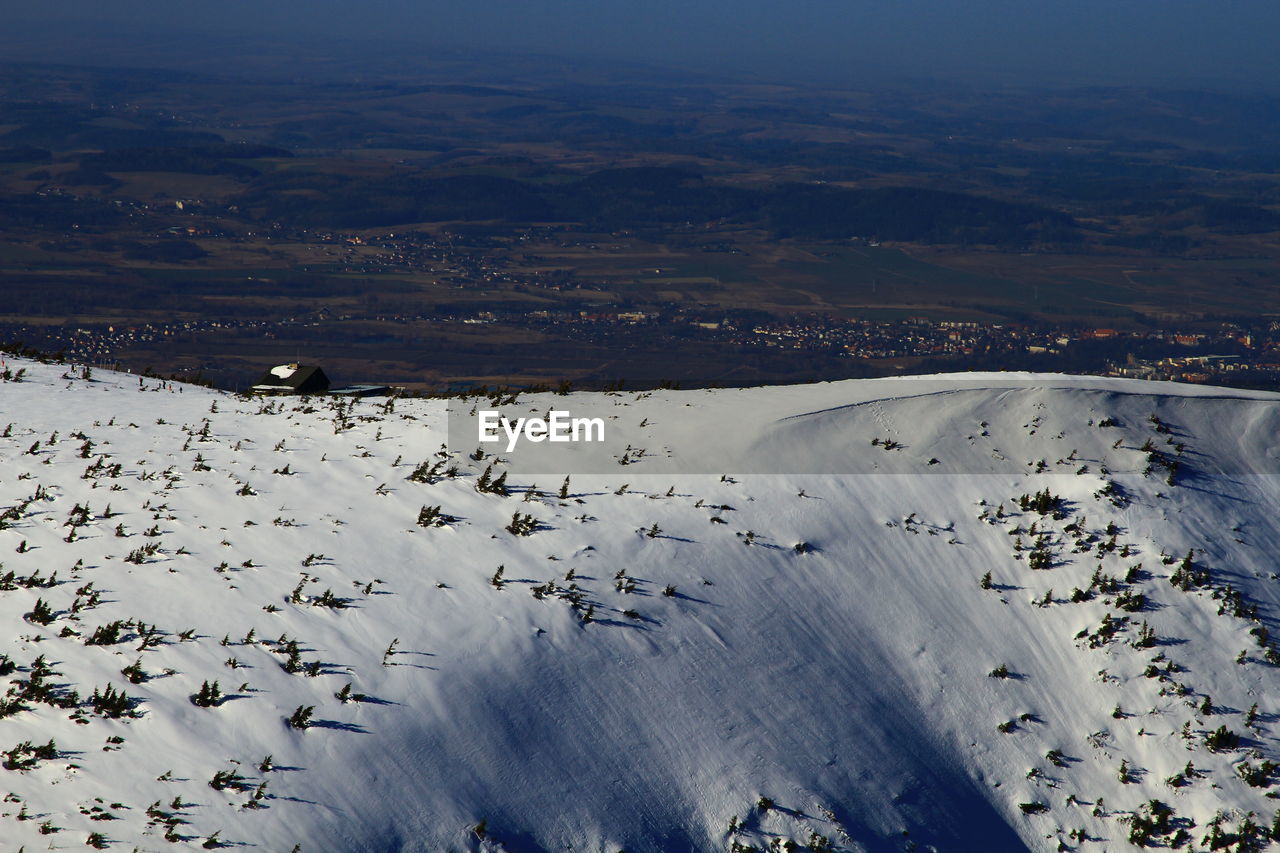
[7,1,1280,92]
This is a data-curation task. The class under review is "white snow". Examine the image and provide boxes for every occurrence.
[269,365,298,379]
[0,358,1277,852]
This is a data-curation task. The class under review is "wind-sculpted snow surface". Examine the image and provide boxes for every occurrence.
[1,359,1280,852]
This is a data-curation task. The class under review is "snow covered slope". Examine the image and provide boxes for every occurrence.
[2,357,1280,853]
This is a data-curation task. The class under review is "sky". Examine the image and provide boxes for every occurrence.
[9,0,1280,90]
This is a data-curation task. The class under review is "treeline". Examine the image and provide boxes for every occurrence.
[232,165,1078,247]
[1,121,224,152]
[119,240,209,262]
[761,184,1078,244]
[80,144,293,178]
[0,194,124,230]
[0,100,226,151]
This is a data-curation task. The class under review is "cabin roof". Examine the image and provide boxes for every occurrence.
[250,363,329,393]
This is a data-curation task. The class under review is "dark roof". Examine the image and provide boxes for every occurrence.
[330,385,393,397]
[250,364,330,394]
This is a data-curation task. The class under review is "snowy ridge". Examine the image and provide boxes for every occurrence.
[1,358,1280,852]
